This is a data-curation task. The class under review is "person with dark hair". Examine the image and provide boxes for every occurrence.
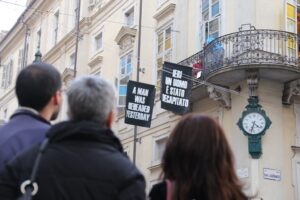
[149,114,248,200]
[0,76,145,200]
[0,63,62,173]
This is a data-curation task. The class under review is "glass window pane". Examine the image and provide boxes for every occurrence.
[287,3,296,19]
[157,57,163,68]
[119,85,127,95]
[287,19,296,32]
[209,32,219,40]
[288,35,296,49]
[119,96,126,106]
[164,51,171,62]
[202,0,209,12]
[211,2,220,17]
[212,0,218,3]
[209,18,219,33]
[165,38,171,50]
[158,32,163,43]
[202,9,209,21]
[165,27,171,39]
[127,63,132,74]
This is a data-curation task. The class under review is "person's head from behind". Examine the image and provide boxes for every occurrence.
[67,75,116,127]
[163,114,246,200]
[16,63,62,121]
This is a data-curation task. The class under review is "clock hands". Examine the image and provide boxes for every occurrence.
[250,121,262,134]
[253,122,263,129]
[250,121,255,133]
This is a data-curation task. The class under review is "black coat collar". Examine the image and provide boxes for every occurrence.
[46,120,123,152]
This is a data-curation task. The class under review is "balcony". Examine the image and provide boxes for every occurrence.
[180,27,300,87]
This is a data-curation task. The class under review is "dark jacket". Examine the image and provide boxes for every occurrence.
[0,108,50,173]
[0,120,146,200]
[149,181,166,200]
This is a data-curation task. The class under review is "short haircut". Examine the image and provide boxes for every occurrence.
[16,63,62,111]
[67,75,116,124]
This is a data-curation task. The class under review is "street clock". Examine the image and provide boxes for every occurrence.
[237,96,271,159]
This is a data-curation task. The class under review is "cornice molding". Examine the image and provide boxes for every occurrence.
[43,17,91,62]
[153,3,176,21]
[115,27,137,45]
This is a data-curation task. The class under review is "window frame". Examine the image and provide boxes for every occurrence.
[1,59,14,89]
[53,10,60,45]
[94,32,103,52]
[125,7,135,27]
[199,0,221,46]
[152,134,169,165]
[117,51,133,107]
[69,53,75,69]
[156,24,173,88]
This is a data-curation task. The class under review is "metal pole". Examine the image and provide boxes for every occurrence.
[73,0,81,78]
[133,0,143,165]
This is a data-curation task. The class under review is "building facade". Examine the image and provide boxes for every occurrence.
[1,0,300,199]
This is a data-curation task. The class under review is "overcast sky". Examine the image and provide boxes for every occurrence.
[0,0,27,31]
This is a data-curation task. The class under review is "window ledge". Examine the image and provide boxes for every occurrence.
[148,160,162,170]
[292,146,300,152]
[89,51,103,68]
[153,3,176,21]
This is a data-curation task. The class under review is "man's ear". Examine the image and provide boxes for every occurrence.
[53,90,62,106]
[106,111,114,128]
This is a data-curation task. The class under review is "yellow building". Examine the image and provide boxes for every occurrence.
[1,0,300,199]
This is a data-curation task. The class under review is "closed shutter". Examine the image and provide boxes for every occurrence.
[1,64,7,89]
[7,60,13,87]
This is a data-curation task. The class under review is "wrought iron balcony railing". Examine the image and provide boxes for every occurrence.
[179,28,300,80]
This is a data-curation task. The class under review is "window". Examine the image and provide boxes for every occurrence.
[118,52,132,107]
[286,1,297,56]
[125,8,135,27]
[200,0,221,45]
[3,108,7,120]
[17,49,23,72]
[53,10,59,45]
[94,33,103,52]
[153,136,168,163]
[156,26,173,88]
[37,28,41,49]
[1,60,14,89]
[70,53,75,69]
[211,0,219,17]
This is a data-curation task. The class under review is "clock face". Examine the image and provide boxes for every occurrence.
[242,112,266,135]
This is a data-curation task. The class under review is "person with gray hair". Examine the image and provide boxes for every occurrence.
[0,76,146,200]
[67,75,116,123]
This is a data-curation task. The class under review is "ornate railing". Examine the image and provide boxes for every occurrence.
[179,27,300,80]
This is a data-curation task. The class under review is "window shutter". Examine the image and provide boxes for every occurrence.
[1,65,7,89]
[7,60,13,87]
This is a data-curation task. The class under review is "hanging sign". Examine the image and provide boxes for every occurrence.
[125,80,156,128]
[161,62,193,115]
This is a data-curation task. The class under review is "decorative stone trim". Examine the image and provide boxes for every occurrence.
[115,26,137,55]
[207,85,231,109]
[62,68,75,88]
[282,79,300,105]
[247,69,259,97]
[88,55,103,68]
[153,3,176,21]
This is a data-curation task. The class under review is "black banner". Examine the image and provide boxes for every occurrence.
[161,62,193,115]
[125,80,156,128]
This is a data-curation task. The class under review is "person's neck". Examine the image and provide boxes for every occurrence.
[39,108,52,122]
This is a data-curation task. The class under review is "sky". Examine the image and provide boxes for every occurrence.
[0,0,27,31]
